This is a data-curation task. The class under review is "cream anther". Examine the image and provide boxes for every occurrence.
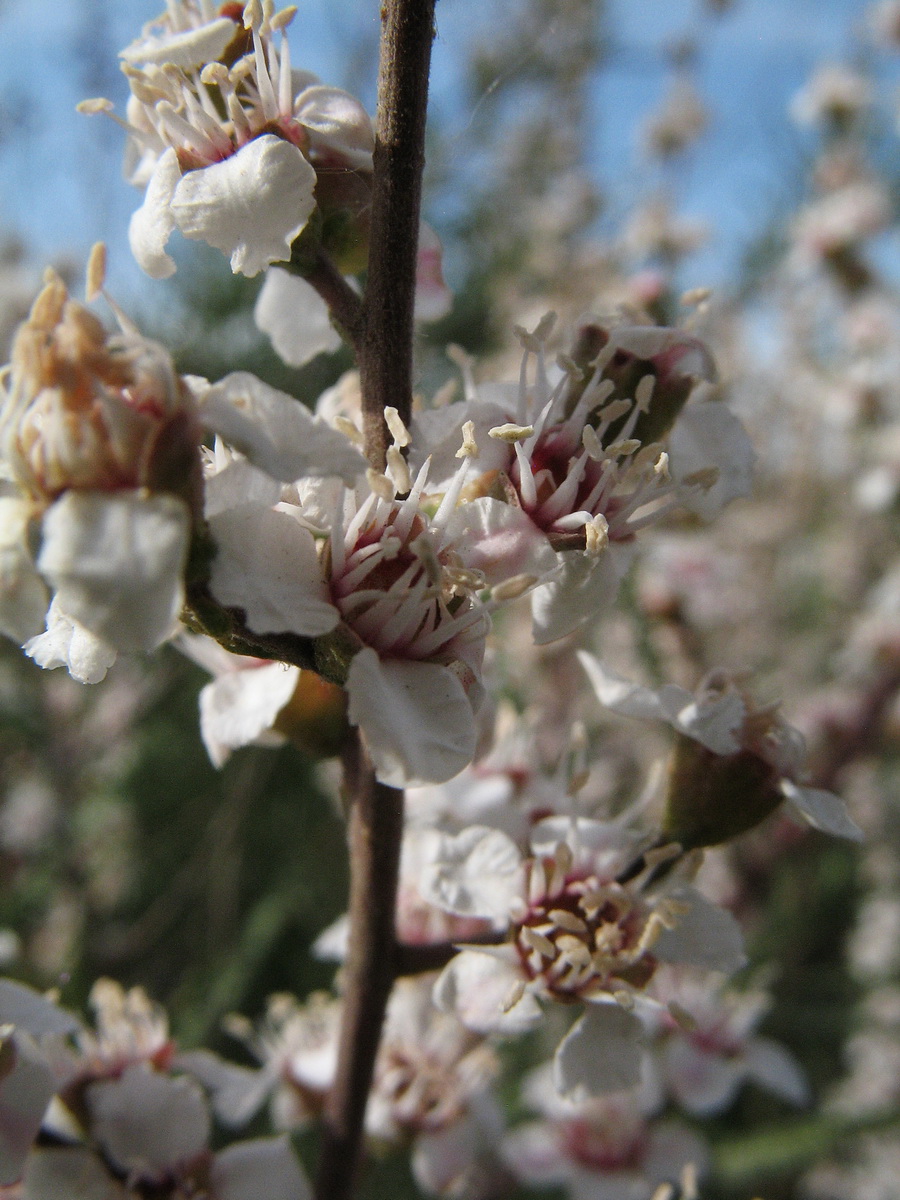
[384,406,411,448]
[488,423,534,443]
[86,243,107,303]
[366,468,395,501]
[635,373,656,412]
[456,419,478,459]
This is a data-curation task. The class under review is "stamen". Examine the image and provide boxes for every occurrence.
[488,422,534,443]
[366,468,395,502]
[384,406,411,447]
[85,243,107,302]
[456,419,478,459]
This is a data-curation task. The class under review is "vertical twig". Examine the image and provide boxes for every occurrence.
[358,0,437,471]
[314,3,437,1200]
[315,733,404,1200]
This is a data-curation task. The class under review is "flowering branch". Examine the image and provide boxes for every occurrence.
[314,4,437,1199]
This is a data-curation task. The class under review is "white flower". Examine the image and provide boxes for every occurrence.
[85,3,373,278]
[502,1065,708,1200]
[208,441,491,785]
[0,269,198,678]
[649,971,808,1115]
[411,317,738,643]
[425,818,744,1097]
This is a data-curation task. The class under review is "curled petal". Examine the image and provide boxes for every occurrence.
[121,17,236,67]
[419,825,523,921]
[25,599,118,684]
[199,662,300,767]
[210,1136,311,1200]
[433,948,543,1035]
[171,136,317,277]
[781,780,864,841]
[129,149,181,280]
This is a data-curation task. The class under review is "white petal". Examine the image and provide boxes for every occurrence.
[254,269,342,367]
[37,492,190,653]
[22,1147,124,1200]
[204,459,283,520]
[412,1117,480,1196]
[294,85,374,172]
[657,683,744,754]
[0,1030,56,1186]
[500,1122,569,1185]
[171,136,317,277]
[129,149,181,279]
[553,1004,645,1097]
[532,546,634,644]
[0,498,49,643]
[663,1039,743,1116]
[25,599,118,685]
[199,662,299,766]
[208,506,338,638]
[201,372,365,484]
[577,653,668,720]
[653,887,746,974]
[121,17,236,67]
[87,1065,210,1176]
[781,780,864,841]
[0,979,80,1036]
[419,825,523,920]
[669,402,756,520]
[346,650,477,787]
[433,950,542,1035]
[210,1136,311,1200]
[174,1050,274,1128]
[742,1036,809,1105]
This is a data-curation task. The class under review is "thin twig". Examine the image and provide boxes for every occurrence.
[358,0,437,470]
[315,733,404,1200]
[304,248,366,355]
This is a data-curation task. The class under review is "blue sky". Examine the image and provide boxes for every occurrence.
[0,0,885,301]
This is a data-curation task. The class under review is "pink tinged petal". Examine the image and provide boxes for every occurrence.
[0,980,80,1037]
[742,1037,809,1105]
[780,780,864,841]
[0,1030,56,1186]
[86,1065,210,1176]
[346,650,477,787]
[531,546,635,645]
[36,493,190,653]
[294,85,374,172]
[129,149,181,279]
[174,1050,274,1128]
[652,887,746,974]
[210,1136,311,1200]
[668,402,756,520]
[419,825,523,921]
[501,1122,569,1186]
[446,498,556,587]
[170,136,317,277]
[609,327,717,384]
[414,224,453,322]
[433,950,542,1035]
[0,498,49,643]
[208,507,338,638]
[120,18,236,67]
[663,1039,743,1116]
[254,269,343,368]
[24,599,118,684]
[199,662,299,767]
[22,1147,124,1200]
[553,1004,645,1098]
[201,372,365,484]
